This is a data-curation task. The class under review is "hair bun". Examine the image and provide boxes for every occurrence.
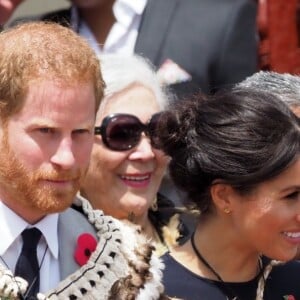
[155,110,186,156]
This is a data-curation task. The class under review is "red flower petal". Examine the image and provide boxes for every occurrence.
[74,233,97,266]
[74,247,88,266]
[77,233,97,251]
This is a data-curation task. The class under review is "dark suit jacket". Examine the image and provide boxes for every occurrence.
[137,0,258,97]
[15,0,258,98]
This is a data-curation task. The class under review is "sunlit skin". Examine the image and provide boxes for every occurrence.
[81,83,169,228]
[0,79,96,224]
[228,158,300,262]
[172,158,300,282]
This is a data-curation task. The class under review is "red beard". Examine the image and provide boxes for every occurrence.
[0,130,85,216]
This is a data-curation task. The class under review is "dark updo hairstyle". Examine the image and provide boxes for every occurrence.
[157,88,300,213]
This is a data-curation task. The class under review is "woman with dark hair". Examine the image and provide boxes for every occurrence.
[156,88,300,300]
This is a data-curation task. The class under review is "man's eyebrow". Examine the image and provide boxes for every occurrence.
[26,119,56,127]
[27,118,93,126]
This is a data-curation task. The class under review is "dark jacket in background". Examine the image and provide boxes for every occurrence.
[13,0,258,99]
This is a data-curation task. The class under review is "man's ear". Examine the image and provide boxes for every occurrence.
[210,182,236,214]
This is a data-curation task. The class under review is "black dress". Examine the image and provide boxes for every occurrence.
[162,253,300,300]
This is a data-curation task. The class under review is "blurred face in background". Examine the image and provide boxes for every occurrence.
[81,83,168,223]
[70,0,114,9]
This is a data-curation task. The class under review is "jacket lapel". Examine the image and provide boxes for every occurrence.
[135,0,179,65]
[58,207,97,279]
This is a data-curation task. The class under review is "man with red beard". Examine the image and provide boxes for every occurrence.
[0,22,166,300]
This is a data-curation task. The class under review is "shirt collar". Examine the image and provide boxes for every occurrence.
[116,0,147,15]
[37,213,59,259]
[0,202,59,259]
[113,0,147,27]
[71,0,147,30]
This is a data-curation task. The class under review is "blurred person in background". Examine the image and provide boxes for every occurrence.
[237,70,300,117]
[4,0,258,98]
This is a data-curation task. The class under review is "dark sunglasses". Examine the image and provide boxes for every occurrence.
[94,113,162,151]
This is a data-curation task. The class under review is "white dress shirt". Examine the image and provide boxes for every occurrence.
[0,202,60,293]
[71,0,147,56]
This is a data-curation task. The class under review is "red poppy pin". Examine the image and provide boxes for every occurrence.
[74,233,97,266]
[283,295,296,300]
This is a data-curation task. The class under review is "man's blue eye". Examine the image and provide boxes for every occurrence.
[39,128,53,133]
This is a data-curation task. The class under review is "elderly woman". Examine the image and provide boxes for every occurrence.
[78,54,188,255]
[155,87,300,300]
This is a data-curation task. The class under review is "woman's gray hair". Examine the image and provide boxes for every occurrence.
[98,54,171,116]
[238,71,300,107]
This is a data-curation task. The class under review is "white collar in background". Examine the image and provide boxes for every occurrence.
[71,0,147,55]
[113,0,147,27]
[0,201,59,259]
[71,0,147,28]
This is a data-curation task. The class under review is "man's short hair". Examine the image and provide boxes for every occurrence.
[0,21,104,119]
